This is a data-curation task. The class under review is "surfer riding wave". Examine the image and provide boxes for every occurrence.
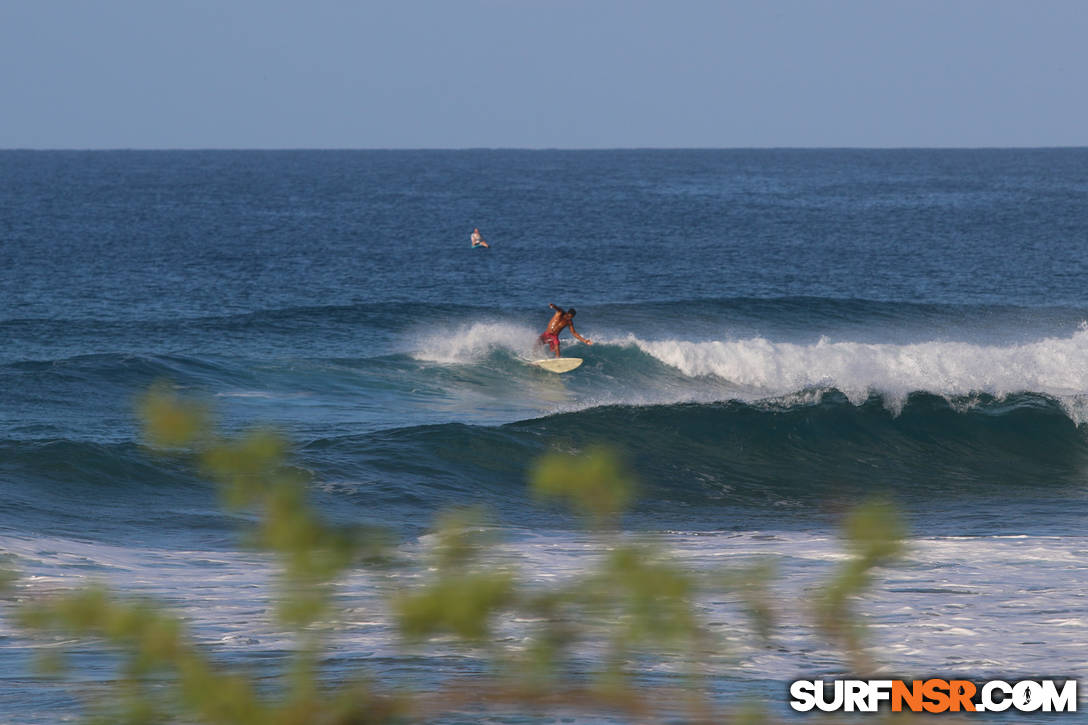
[538,303,593,358]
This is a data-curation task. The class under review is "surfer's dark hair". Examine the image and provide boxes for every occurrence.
[568,308,576,316]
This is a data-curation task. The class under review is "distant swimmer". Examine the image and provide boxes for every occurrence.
[470,228,489,248]
[538,303,593,358]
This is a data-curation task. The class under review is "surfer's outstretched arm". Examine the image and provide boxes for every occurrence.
[569,324,593,345]
[549,303,562,312]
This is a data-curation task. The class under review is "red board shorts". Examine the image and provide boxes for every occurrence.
[538,332,560,355]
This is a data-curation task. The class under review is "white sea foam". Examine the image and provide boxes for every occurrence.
[617,327,1088,417]
[409,321,539,364]
[7,528,1084,684]
[501,529,1088,679]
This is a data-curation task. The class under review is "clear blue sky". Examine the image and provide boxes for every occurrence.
[2,0,1085,148]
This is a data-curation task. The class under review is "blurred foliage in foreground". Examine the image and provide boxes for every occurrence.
[1,385,906,723]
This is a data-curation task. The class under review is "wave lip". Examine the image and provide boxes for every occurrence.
[409,321,543,364]
[618,327,1088,417]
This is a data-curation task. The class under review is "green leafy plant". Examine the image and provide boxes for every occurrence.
[2,386,907,723]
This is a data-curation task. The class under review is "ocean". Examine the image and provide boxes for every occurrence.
[2,148,1087,721]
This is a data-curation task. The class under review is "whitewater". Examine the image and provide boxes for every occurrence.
[403,318,1088,423]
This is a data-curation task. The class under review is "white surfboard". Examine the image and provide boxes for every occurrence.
[530,357,583,373]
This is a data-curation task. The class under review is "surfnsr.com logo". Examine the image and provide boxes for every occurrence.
[789,679,1078,713]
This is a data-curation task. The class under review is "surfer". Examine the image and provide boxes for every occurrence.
[470,228,489,248]
[539,303,593,357]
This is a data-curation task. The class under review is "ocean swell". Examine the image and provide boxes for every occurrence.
[302,392,1088,517]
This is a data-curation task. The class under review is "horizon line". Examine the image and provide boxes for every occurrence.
[3,145,1088,153]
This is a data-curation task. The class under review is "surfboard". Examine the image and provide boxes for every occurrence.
[530,357,583,373]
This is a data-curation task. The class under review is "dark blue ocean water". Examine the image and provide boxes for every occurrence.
[2,149,1088,721]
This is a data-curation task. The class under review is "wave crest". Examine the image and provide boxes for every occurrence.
[409,321,541,364]
[618,328,1088,414]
